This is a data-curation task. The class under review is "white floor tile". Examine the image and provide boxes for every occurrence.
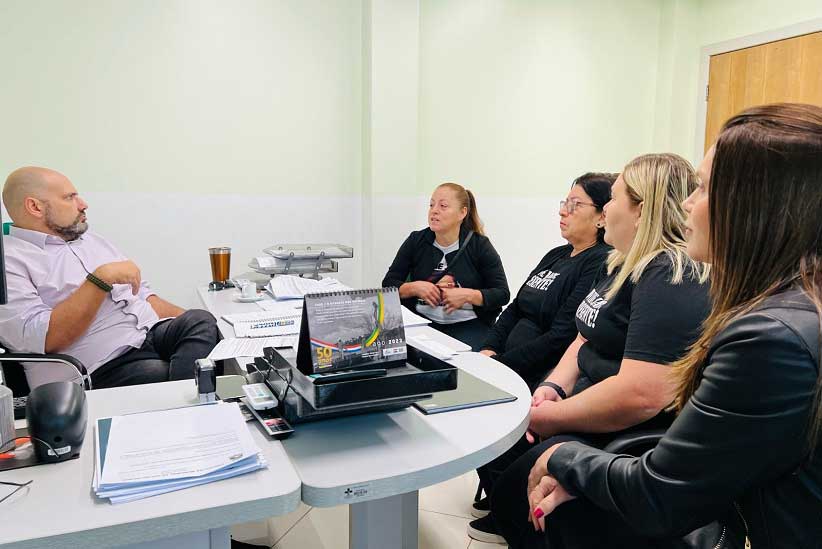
[419,471,480,519]
[418,510,472,549]
[230,518,270,546]
[230,502,312,546]
[267,502,313,545]
[273,505,349,549]
[272,505,474,549]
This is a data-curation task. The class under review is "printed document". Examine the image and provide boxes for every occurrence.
[99,402,260,486]
[257,299,305,315]
[267,275,350,300]
[401,306,431,327]
[207,336,298,360]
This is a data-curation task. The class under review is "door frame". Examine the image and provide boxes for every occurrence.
[694,17,822,160]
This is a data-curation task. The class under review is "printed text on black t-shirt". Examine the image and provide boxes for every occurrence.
[576,288,608,329]
[525,270,561,291]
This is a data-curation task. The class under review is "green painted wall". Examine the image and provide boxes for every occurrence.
[0,0,363,195]
[416,0,665,197]
[2,0,818,200]
[657,0,822,162]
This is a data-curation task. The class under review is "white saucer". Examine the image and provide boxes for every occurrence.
[235,294,264,303]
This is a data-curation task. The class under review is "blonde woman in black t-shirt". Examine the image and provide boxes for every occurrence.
[474,155,710,547]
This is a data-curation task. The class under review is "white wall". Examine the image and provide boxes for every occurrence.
[361,0,423,288]
[412,0,664,293]
[3,0,820,309]
[0,0,364,307]
[81,192,362,308]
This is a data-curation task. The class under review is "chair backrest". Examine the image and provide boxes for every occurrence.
[0,362,30,397]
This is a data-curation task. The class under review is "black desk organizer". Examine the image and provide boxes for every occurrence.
[263,345,458,423]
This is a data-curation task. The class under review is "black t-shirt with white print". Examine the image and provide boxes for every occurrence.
[505,244,603,352]
[482,242,609,388]
[574,253,709,387]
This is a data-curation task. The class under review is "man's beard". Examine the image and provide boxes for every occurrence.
[44,205,88,241]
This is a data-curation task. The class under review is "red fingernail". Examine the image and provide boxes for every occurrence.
[533,508,544,519]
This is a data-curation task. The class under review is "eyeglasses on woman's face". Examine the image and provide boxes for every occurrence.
[559,199,596,215]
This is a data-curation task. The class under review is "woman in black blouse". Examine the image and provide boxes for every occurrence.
[382,182,509,351]
[480,172,615,391]
[481,154,710,547]
[526,105,822,548]
[468,173,613,538]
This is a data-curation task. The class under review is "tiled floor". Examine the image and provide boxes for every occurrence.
[230,471,507,548]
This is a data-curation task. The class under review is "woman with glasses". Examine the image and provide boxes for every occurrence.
[524,104,822,548]
[382,182,509,351]
[475,154,710,546]
[479,173,615,391]
[468,173,613,536]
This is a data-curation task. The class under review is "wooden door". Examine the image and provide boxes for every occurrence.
[704,31,822,152]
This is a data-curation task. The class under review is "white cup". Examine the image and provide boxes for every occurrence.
[241,281,257,299]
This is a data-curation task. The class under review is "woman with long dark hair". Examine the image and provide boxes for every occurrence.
[527,103,822,548]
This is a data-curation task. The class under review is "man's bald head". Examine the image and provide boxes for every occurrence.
[3,167,67,222]
[2,167,89,240]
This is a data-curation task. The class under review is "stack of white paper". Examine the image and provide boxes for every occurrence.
[401,306,431,327]
[266,275,350,300]
[207,336,298,360]
[256,300,305,315]
[93,402,266,504]
[406,330,471,360]
[221,310,302,338]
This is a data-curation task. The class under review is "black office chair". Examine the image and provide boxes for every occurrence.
[602,428,666,455]
[0,353,174,395]
[0,349,91,419]
[0,351,89,395]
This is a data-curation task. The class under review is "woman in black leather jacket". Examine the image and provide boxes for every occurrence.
[526,103,822,548]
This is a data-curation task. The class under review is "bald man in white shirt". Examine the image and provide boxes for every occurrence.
[0,166,219,389]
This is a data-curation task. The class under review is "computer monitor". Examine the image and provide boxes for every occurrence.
[1,206,7,305]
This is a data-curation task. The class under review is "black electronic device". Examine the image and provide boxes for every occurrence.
[245,401,294,439]
[26,381,87,462]
[194,358,217,403]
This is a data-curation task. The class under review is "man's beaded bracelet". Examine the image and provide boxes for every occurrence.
[86,272,113,292]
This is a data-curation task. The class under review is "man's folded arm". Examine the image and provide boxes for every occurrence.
[147,295,185,318]
[44,281,110,352]
[0,261,106,353]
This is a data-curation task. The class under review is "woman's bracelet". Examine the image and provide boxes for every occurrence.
[538,381,567,400]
